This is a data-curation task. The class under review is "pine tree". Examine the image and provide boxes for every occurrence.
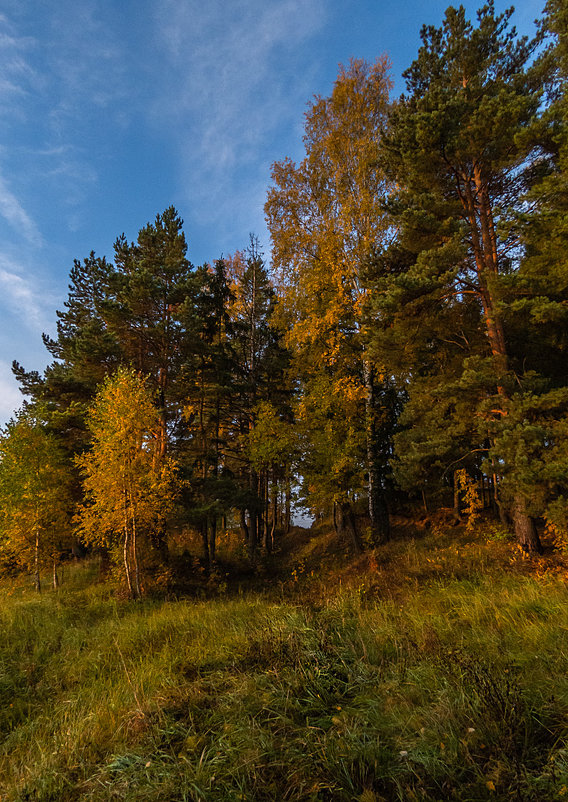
[225,237,290,559]
[12,253,120,454]
[370,2,548,550]
[105,207,200,459]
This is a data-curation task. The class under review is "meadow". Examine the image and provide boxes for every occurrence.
[1,522,567,801]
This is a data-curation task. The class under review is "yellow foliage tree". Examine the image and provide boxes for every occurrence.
[0,411,73,591]
[266,57,393,544]
[77,368,178,598]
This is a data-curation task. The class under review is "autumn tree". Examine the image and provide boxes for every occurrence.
[0,410,74,591]
[266,57,393,545]
[77,369,178,598]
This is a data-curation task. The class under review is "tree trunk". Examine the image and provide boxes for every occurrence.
[123,525,133,599]
[34,528,41,594]
[453,471,462,522]
[209,516,217,563]
[52,559,59,590]
[270,469,277,551]
[258,471,265,549]
[240,508,249,546]
[461,178,538,550]
[363,360,390,545]
[201,520,210,569]
[512,496,543,554]
[333,501,340,536]
[285,465,291,534]
[131,509,141,599]
[340,501,363,555]
[248,469,258,560]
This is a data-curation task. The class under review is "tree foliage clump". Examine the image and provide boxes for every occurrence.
[0,411,73,591]
[77,368,178,598]
[3,1,568,582]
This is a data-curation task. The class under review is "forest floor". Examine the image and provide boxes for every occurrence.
[1,515,568,801]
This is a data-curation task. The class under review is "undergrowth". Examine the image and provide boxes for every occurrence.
[0,528,567,801]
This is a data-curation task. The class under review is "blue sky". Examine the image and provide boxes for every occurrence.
[0,0,544,423]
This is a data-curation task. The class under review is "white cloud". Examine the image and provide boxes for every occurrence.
[0,174,42,247]
[0,254,52,331]
[0,360,24,424]
[152,0,326,250]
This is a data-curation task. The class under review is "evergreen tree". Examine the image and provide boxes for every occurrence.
[370,2,549,550]
[12,253,119,454]
[225,237,291,558]
[105,206,201,459]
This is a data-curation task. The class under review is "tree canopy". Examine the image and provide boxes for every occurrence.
[3,1,567,591]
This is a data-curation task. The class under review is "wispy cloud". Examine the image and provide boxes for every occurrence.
[0,360,23,423]
[152,0,326,251]
[0,4,129,236]
[0,16,38,117]
[0,254,53,331]
[0,174,42,246]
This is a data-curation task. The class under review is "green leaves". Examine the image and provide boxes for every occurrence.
[0,411,74,579]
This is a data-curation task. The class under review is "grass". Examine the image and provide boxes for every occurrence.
[0,524,568,800]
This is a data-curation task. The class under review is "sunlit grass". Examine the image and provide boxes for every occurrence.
[0,531,567,800]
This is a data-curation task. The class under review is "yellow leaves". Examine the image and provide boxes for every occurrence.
[335,376,367,403]
[77,368,178,549]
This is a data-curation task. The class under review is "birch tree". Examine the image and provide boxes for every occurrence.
[0,411,73,591]
[77,369,177,598]
[266,57,394,544]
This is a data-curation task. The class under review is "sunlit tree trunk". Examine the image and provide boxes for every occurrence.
[459,172,542,554]
[34,527,41,594]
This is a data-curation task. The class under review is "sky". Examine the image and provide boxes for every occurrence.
[0,0,544,424]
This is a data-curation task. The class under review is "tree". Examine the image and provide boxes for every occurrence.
[0,410,73,591]
[224,238,291,558]
[266,57,394,544]
[370,2,548,550]
[77,369,178,598]
[13,252,120,455]
[105,207,201,459]
[495,0,568,536]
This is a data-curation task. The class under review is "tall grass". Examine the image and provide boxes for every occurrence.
[0,546,567,800]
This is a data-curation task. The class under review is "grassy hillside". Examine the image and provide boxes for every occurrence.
[1,521,568,801]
